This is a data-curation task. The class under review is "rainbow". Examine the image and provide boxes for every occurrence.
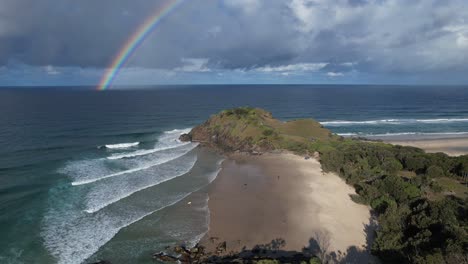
[97,0,185,91]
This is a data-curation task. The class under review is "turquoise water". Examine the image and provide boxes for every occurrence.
[1,85,468,263]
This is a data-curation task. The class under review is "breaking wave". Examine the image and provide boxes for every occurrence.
[321,117,468,126]
[338,131,468,137]
[101,142,139,149]
[71,144,197,186]
[43,128,222,264]
[84,153,197,213]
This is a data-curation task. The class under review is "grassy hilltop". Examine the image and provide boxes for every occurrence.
[181,107,468,264]
[181,107,339,153]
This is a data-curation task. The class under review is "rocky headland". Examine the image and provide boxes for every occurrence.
[179,107,338,155]
[169,107,468,264]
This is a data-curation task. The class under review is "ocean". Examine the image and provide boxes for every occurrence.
[1,85,468,264]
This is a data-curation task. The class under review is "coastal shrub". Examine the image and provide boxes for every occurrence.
[222,109,234,116]
[281,140,308,154]
[427,152,453,173]
[382,158,403,175]
[307,257,321,264]
[315,140,467,263]
[452,155,468,176]
[376,176,411,203]
[426,165,444,178]
[404,155,428,173]
[350,194,368,205]
[371,196,396,214]
[262,127,274,136]
[254,260,280,264]
[414,252,445,264]
[354,183,380,202]
[233,106,254,117]
[319,149,344,172]
[429,181,444,193]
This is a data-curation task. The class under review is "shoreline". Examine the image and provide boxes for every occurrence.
[377,136,468,156]
[197,152,376,261]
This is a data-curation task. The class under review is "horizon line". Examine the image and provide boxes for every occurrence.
[1,83,468,89]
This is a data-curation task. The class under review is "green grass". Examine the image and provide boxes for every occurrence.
[435,177,468,199]
[205,107,337,152]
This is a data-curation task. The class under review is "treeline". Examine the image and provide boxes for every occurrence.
[316,140,468,264]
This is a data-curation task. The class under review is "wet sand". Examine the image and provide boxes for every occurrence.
[384,137,468,156]
[199,152,373,256]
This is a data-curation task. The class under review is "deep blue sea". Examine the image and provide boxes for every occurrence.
[1,85,468,264]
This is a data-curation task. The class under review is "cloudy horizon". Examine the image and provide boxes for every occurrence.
[1,0,468,86]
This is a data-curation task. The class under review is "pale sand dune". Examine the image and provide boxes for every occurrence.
[384,137,468,156]
[199,152,373,256]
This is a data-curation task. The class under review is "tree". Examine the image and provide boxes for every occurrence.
[426,165,444,178]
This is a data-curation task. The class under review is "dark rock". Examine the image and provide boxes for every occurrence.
[89,261,112,264]
[174,245,190,255]
[152,252,178,262]
[179,133,192,142]
[190,245,205,255]
[216,241,227,254]
[209,236,219,243]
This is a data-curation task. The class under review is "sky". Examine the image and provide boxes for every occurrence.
[0,0,468,86]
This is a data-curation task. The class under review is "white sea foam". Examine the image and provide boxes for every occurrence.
[102,142,139,149]
[84,153,198,213]
[322,119,401,125]
[107,128,191,160]
[339,131,468,137]
[44,127,220,264]
[321,117,468,126]
[71,143,198,186]
[107,143,190,160]
[42,192,189,264]
[336,133,359,136]
[62,128,194,185]
[415,118,468,123]
[42,158,222,264]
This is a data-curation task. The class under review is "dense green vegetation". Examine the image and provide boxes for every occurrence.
[315,141,468,263]
[186,107,468,263]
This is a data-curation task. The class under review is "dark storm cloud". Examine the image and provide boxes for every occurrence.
[0,0,468,78]
[0,0,171,67]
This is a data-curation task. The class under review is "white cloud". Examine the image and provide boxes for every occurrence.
[255,63,327,73]
[341,62,357,67]
[287,0,468,73]
[44,65,60,75]
[289,0,335,33]
[327,72,344,77]
[447,25,468,48]
[456,32,468,48]
[174,58,211,72]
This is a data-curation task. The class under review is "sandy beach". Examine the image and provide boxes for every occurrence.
[199,152,374,259]
[383,137,468,156]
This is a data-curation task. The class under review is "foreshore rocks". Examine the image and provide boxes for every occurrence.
[152,242,317,264]
[179,133,192,142]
